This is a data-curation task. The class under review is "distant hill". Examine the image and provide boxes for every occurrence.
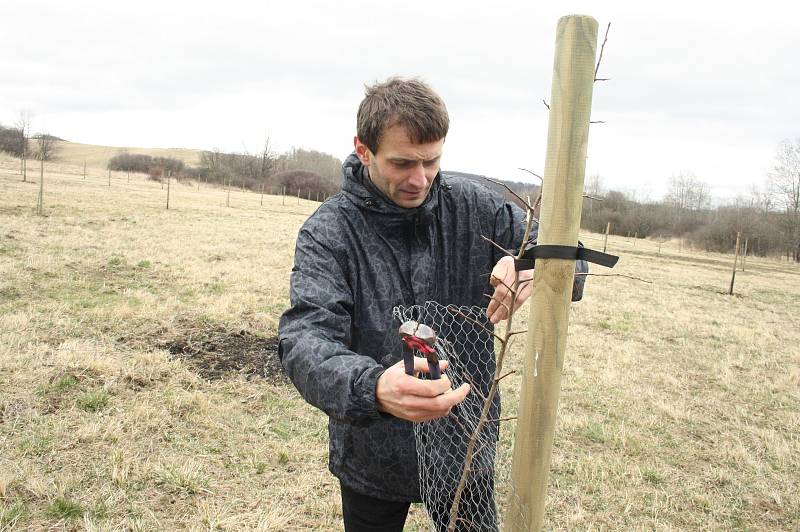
[52,141,203,170]
[444,170,541,206]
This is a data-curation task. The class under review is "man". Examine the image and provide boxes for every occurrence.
[279,77,586,531]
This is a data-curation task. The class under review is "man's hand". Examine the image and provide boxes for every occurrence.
[486,255,534,324]
[376,357,470,422]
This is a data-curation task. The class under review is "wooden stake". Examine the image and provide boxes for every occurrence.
[741,237,748,271]
[260,183,265,206]
[108,168,111,187]
[506,15,598,532]
[166,170,171,210]
[603,221,611,253]
[37,156,44,215]
[282,186,286,205]
[297,189,300,204]
[729,231,741,295]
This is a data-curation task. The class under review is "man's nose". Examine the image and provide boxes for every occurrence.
[408,162,427,187]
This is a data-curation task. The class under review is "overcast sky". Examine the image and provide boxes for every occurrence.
[2,1,798,201]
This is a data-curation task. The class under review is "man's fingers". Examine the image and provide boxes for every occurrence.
[402,372,453,398]
[411,355,444,374]
[403,383,471,421]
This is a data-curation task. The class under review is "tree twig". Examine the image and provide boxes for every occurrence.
[483,177,532,210]
[495,370,516,382]
[445,305,504,344]
[575,272,653,283]
[594,22,611,80]
[518,167,544,184]
[542,99,550,110]
[490,416,518,423]
[480,234,514,257]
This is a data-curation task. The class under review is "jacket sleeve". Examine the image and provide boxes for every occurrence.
[278,225,385,426]
[492,198,587,302]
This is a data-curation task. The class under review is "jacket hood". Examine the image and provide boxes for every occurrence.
[340,152,444,228]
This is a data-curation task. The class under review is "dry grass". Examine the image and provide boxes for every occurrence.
[46,140,203,170]
[1,153,799,530]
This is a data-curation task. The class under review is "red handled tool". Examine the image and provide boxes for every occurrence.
[399,320,441,380]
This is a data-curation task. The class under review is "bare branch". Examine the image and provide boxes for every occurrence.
[582,194,604,201]
[483,177,532,209]
[518,167,544,183]
[495,370,516,382]
[507,330,528,337]
[590,120,606,124]
[594,22,611,80]
[444,305,504,344]
[489,416,518,423]
[488,276,517,296]
[575,272,653,283]
[480,234,514,257]
[542,99,550,110]
[482,293,511,316]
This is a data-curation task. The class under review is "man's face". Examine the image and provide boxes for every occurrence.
[354,124,444,209]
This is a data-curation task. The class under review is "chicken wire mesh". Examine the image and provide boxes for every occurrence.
[393,301,524,532]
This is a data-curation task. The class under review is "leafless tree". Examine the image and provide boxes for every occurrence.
[259,135,275,181]
[15,112,32,182]
[665,172,710,232]
[769,138,800,260]
[34,132,58,215]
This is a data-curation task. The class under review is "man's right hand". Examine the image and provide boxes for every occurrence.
[375,357,470,422]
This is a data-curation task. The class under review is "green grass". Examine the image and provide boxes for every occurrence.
[0,502,25,530]
[76,390,111,412]
[45,498,84,520]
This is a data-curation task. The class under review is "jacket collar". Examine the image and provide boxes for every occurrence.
[340,152,442,227]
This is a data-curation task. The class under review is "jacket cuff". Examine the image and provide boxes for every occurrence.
[352,365,386,422]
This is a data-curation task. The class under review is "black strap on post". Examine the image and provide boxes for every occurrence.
[515,244,619,271]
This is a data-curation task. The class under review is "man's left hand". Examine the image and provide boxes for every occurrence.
[486,255,533,324]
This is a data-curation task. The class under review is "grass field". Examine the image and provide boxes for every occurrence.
[28,141,204,172]
[1,153,799,531]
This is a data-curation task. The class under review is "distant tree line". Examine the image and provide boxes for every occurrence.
[580,139,800,261]
[197,143,342,196]
[107,153,186,176]
[107,142,343,197]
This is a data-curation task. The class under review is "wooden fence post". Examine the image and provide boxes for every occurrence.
[166,170,171,210]
[297,189,300,204]
[603,221,611,253]
[741,237,748,271]
[506,14,598,532]
[729,231,741,295]
[282,186,286,205]
[108,168,111,187]
[226,178,231,207]
[37,156,44,215]
[260,183,265,206]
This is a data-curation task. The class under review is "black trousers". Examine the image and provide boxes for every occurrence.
[340,481,496,532]
[340,482,411,532]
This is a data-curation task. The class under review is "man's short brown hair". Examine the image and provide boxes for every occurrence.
[357,77,449,154]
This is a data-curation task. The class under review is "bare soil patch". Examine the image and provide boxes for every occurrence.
[122,320,288,384]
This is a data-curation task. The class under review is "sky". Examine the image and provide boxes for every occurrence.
[2,0,798,202]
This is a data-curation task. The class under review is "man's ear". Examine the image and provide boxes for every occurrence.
[354,137,371,166]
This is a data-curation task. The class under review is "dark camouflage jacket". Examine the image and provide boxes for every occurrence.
[278,153,586,501]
